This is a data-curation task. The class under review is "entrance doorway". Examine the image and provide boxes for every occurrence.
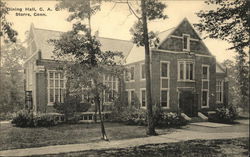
[179,91,198,117]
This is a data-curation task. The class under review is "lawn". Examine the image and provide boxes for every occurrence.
[33,138,249,157]
[0,122,173,151]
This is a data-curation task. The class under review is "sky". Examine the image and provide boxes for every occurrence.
[5,0,236,63]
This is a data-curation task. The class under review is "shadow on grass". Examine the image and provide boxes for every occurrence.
[31,138,249,157]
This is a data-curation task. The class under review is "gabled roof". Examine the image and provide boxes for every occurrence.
[126,18,213,64]
[29,25,134,60]
[216,62,226,73]
[126,28,175,64]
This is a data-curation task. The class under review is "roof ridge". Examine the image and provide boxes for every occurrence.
[33,27,132,42]
[158,27,175,34]
[97,36,132,43]
[34,27,64,33]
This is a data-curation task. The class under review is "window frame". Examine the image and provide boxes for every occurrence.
[178,60,195,82]
[124,65,135,82]
[201,64,210,108]
[216,79,224,104]
[201,89,209,108]
[202,65,209,81]
[140,88,146,108]
[183,34,190,51]
[47,70,66,106]
[126,89,135,106]
[160,61,170,108]
[140,63,146,81]
[103,74,118,103]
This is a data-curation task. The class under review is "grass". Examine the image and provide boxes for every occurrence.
[0,122,173,151]
[32,138,250,157]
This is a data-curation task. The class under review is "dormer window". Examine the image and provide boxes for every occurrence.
[183,34,190,51]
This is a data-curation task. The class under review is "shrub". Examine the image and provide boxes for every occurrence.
[12,110,63,127]
[0,112,16,121]
[154,106,187,127]
[109,106,147,125]
[156,112,187,127]
[209,105,238,123]
[110,105,187,127]
[11,109,34,127]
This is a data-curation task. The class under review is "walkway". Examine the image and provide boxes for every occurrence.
[0,125,248,157]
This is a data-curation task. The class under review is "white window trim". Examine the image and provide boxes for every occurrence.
[103,75,118,103]
[126,89,135,105]
[140,63,146,81]
[216,79,224,104]
[124,65,135,83]
[47,70,66,106]
[177,60,195,81]
[202,64,210,81]
[201,64,210,108]
[140,88,146,108]
[201,89,209,108]
[183,34,190,51]
[160,61,170,109]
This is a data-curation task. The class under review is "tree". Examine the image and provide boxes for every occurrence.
[0,1,18,42]
[52,0,123,140]
[222,59,249,111]
[0,42,25,113]
[126,0,167,135]
[195,0,250,108]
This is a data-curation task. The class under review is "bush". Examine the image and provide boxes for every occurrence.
[154,107,187,127]
[109,106,147,125]
[0,112,16,121]
[11,110,34,127]
[110,105,187,127]
[12,110,63,127]
[208,105,238,123]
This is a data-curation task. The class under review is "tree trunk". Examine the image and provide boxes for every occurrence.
[92,79,108,141]
[141,0,156,136]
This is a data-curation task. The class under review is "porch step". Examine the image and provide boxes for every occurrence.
[181,113,191,121]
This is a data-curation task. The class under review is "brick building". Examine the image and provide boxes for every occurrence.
[24,18,228,117]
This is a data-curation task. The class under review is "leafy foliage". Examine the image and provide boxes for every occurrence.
[153,106,187,127]
[0,42,25,114]
[195,0,249,52]
[54,95,91,121]
[130,0,167,47]
[11,109,63,127]
[11,110,34,127]
[110,106,187,128]
[0,1,18,42]
[208,104,238,124]
[222,59,249,110]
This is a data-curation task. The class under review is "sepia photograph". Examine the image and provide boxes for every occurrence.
[0,0,249,156]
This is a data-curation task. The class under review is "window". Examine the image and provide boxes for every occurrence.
[131,90,135,105]
[126,89,136,106]
[125,66,135,81]
[140,64,145,80]
[140,89,146,107]
[161,90,168,107]
[161,62,168,77]
[178,61,194,81]
[103,75,118,103]
[130,67,135,80]
[201,65,209,108]
[183,34,190,51]
[216,80,224,103]
[48,71,65,104]
[202,66,209,80]
[202,90,209,107]
[160,61,170,108]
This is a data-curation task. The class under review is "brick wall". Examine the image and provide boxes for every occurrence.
[122,50,219,113]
